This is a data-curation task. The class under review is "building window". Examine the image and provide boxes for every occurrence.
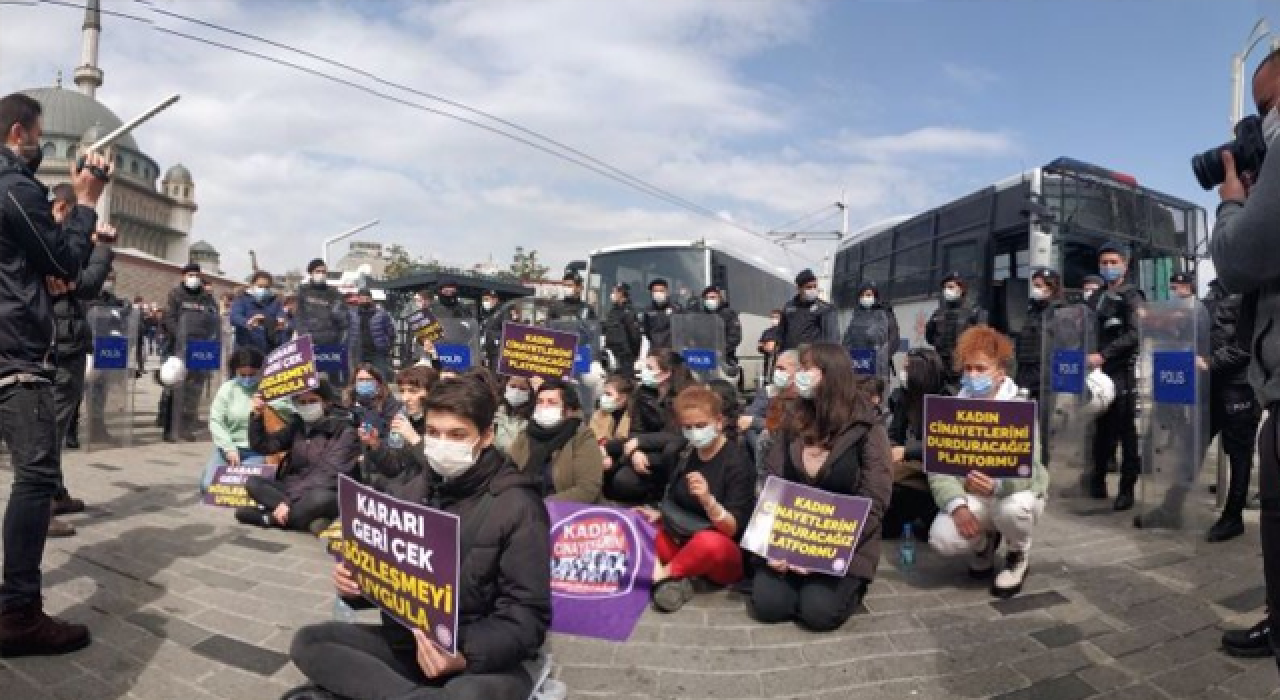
[130,160,139,175]
[65,144,76,160]
[41,142,54,160]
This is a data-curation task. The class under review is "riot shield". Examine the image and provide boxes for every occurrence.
[1133,299,1211,543]
[85,306,138,452]
[670,313,728,381]
[314,343,352,387]
[1042,304,1099,510]
[842,311,894,381]
[169,311,224,441]
[435,317,483,373]
[548,318,603,410]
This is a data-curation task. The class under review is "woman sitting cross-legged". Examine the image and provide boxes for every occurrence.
[748,342,892,632]
[507,378,604,503]
[238,379,360,534]
[927,326,1049,598]
[285,377,551,700]
[200,346,274,494]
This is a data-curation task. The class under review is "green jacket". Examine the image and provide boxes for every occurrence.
[209,379,291,455]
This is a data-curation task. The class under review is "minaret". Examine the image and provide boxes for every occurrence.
[73,0,103,99]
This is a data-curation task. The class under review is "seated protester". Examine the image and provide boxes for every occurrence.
[201,347,270,494]
[744,350,800,472]
[494,376,533,453]
[641,386,756,614]
[349,364,403,439]
[927,326,1049,598]
[240,380,360,533]
[859,377,888,426]
[748,343,892,632]
[287,378,551,700]
[606,350,697,505]
[707,378,744,443]
[357,366,438,504]
[508,379,604,503]
[593,374,636,474]
[883,347,948,539]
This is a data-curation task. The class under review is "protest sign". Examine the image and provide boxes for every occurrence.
[546,502,656,642]
[203,462,277,508]
[740,477,872,577]
[318,520,346,561]
[923,396,1036,478]
[337,476,460,653]
[407,309,444,343]
[260,335,320,401]
[497,323,578,380]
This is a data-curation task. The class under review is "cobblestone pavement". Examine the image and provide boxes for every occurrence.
[0,389,1277,698]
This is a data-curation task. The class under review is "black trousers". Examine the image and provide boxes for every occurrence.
[1209,385,1261,516]
[1092,370,1140,481]
[244,476,338,531]
[52,354,86,499]
[0,383,61,609]
[290,622,533,700]
[882,484,938,540]
[748,568,868,632]
[1258,407,1280,670]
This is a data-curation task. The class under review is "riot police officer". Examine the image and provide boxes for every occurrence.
[550,272,596,321]
[296,259,349,347]
[602,283,641,375]
[430,281,473,320]
[640,277,682,351]
[776,268,837,351]
[1016,268,1065,401]
[698,286,743,368]
[1081,274,1104,309]
[841,281,899,379]
[1087,243,1145,510]
[925,271,988,390]
[477,289,503,369]
[161,264,220,443]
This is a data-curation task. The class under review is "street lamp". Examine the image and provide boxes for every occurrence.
[1230,19,1279,129]
[321,219,380,268]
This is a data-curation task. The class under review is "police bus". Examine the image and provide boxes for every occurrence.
[583,240,795,388]
[829,157,1207,351]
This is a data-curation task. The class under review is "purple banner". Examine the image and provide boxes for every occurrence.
[546,502,656,642]
[203,461,277,508]
[260,335,320,401]
[408,309,444,343]
[740,476,872,577]
[923,396,1037,478]
[497,323,579,380]
[337,476,461,654]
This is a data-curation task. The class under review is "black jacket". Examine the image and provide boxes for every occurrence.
[550,296,596,322]
[163,284,220,356]
[430,298,474,320]
[777,295,836,351]
[1206,281,1251,388]
[603,303,642,364]
[641,302,683,351]
[53,242,114,360]
[296,282,349,346]
[694,306,743,360]
[0,147,95,378]
[925,299,987,372]
[1094,283,1145,376]
[360,447,551,675]
[1015,299,1063,395]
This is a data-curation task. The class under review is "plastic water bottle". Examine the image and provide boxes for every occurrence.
[332,596,356,623]
[387,410,407,449]
[900,523,917,572]
[536,680,568,700]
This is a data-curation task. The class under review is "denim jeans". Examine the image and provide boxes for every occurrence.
[0,382,62,610]
[200,447,265,494]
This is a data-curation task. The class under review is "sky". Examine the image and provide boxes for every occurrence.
[1,0,1278,282]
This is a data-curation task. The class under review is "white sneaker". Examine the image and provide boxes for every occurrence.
[968,532,1001,578]
[993,550,1029,598]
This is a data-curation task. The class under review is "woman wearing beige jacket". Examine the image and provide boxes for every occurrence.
[508,378,603,503]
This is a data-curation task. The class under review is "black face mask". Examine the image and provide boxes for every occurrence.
[440,295,457,306]
[17,135,41,172]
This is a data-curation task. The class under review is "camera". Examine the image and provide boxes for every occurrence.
[1192,115,1268,190]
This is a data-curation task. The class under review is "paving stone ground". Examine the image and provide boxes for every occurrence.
[0,378,1277,699]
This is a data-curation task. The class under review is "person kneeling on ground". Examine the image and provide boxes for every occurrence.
[640,385,756,614]
[286,377,551,700]
[748,342,892,631]
[927,326,1049,598]
[238,380,359,533]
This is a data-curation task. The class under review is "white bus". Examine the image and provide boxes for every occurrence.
[584,240,796,389]
[830,157,1208,352]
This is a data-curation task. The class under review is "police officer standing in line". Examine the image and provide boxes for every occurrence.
[477,289,503,369]
[161,264,220,443]
[0,92,108,657]
[1086,243,1145,511]
[841,281,900,376]
[757,309,782,378]
[296,259,349,348]
[776,268,837,351]
[550,272,596,321]
[430,281,472,320]
[1081,274,1105,309]
[698,286,742,368]
[1016,268,1065,403]
[80,268,130,448]
[641,277,682,351]
[602,283,641,375]
[925,271,988,390]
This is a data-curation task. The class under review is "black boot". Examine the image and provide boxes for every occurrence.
[0,601,90,657]
[1114,475,1136,512]
[1208,514,1245,542]
[1222,617,1274,658]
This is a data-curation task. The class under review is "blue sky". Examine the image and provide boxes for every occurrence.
[3,1,1279,279]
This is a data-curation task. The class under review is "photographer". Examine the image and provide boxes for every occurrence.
[0,92,108,657]
[1208,47,1280,664]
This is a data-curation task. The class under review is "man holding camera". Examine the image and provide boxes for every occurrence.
[1209,47,1280,665]
[0,93,108,657]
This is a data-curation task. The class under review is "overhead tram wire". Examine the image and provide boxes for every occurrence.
[766,203,841,236]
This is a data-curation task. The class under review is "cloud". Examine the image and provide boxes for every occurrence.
[837,127,1018,161]
[942,62,998,91]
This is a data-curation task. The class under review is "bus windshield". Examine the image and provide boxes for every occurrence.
[586,247,706,317]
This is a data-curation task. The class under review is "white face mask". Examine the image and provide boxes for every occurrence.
[802,289,819,301]
[504,387,530,407]
[639,366,662,388]
[652,292,668,305]
[683,425,719,450]
[794,369,819,398]
[898,369,909,384]
[1030,287,1049,301]
[943,288,962,302]
[770,318,780,327]
[102,280,115,293]
[533,405,564,429]
[184,276,202,292]
[704,299,720,312]
[859,295,876,309]
[295,403,324,424]
[311,273,327,286]
[424,436,478,480]
[772,368,791,389]
[599,394,621,413]
[482,300,495,311]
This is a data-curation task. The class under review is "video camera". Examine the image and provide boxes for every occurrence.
[1192,115,1268,190]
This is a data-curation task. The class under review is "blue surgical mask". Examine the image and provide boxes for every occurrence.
[250,287,268,301]
[599,394,621,413]
[640,366,662,388]
[236,376,258,391]
[355,380,378,398]
[962,373,995,396]
[682,425,719,450]
[1099,265,1124,283]
[772,368,791,389]
[794,370,819,398]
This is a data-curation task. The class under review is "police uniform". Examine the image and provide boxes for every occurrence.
[640,278,683,351]
[777,269,837,351]
[1089,251,1145,506]
[841,281,899,380]
[602,284,642,374]
[477,291,503,369]
[695,286,743,367]
[1015,269,1064,401]
[925,272,988,389]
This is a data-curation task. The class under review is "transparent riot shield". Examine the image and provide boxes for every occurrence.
[1133,299,1211,543]
[670,313,727,381]
[435,317,483,373]
[169,311,224,441]
[314,343,352,387]
[85,306,138,452]
[1042,304,1099,510]
[548,318,603,410]
[842,311,893,382]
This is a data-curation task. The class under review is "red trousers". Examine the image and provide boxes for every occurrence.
[655,528,744,586]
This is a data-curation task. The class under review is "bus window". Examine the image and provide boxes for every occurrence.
[993,253,1011,282]
[939,239,982,287]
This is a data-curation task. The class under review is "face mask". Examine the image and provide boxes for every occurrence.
[683,425,719,450]
[102,281,115,294]
[771,318,780,327]
[17,133,41,171]
[1099,265,1123,283]
[859,296,876,309]
[236,377,258,391]
[961,373,995,396]
[295,403,324,424]
[701,299,719,312]
[424,436,478,480]
[599,394,620,413]
[652,292,668,305]
[794,370,819,398]
[440,294,457,306]
[250,287,268,300]
[184,277,202,292]
[772,368,791,389]
[533,406,564,429]
[355,380,378,399]
[639,366,662,388]
[1083,287,1098,300]
[1265,106,1280,146]
[505,387,530,407]
[802,289,819,302]
[943,288,962,302]
[311,273,327,287]
[482,300,495,311]
[1030,287,1049,302]
[899,369,909,384]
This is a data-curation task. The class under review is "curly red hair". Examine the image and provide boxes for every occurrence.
[953,325,1013,371]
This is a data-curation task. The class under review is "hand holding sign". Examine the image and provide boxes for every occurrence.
[333,561,360,597]
[964,471,996,498]
[225,450,241,468]
[414,629,467,679]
